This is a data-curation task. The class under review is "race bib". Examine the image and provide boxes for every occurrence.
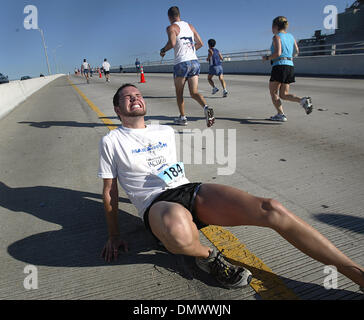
[157,162,185,187]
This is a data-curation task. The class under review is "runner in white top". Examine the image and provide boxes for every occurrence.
[98,83,364,291]
[160,6,215,127]
[81,59,90,83]
[102,58,111,82]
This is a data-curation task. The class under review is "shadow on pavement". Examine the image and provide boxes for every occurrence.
[18,121,109,129]
[146,115,281,126]
[2,182,362,298]
[313,213,364,235]
[217,117,282,125]
[143,96,179,99]
[18,117,279,129]
[1,182,220,288]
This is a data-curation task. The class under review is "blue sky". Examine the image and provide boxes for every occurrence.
[1,0,348,80]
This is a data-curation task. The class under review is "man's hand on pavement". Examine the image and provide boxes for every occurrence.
[101,235,128,262]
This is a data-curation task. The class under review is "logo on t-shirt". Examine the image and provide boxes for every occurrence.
[131,142,168,155]
[180,36,194,50]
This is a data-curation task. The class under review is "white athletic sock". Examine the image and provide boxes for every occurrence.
[204,105,209,110]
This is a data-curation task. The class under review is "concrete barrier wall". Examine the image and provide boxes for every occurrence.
[115,54,364,77]
[0,74,64,120]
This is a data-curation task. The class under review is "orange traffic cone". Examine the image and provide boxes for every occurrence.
[139,65,146,83]
[99,71,102,78]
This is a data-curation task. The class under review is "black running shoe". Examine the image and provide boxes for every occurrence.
[204,106,215,127]
[196,248,252,289]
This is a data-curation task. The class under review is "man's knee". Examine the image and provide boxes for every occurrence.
[190,92,201,100]
[156,208,195,251]
[260,198,287,228]
[164,220,194,252]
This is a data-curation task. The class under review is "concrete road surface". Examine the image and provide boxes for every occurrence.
[0,72,363,300]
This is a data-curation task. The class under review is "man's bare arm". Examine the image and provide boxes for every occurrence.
[103,178,120,237]
[160,25,178,56]
[101,178,128,262]
[189,24,203,51]
[207,48,213,62]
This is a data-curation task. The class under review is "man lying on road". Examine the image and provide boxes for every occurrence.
[98,83,364,290]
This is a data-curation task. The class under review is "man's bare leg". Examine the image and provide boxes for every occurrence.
[218,74,227,90]
[187,75,207,108]
[174,77,187,116]
[194,183,364,287]
[148,201,210,258]
[207,74,215,89]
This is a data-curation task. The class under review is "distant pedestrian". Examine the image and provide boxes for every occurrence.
[102,58,111,82]
[135,58,141,76]
[81,59,90,84]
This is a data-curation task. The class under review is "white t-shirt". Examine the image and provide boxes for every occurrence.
[98,124,190,219]
[102,61,110,71]
[82,62,89,70]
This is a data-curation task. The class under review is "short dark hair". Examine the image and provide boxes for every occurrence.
[208,39,216,47]
[83,59,86,62]
[104,58,107,61]
[113,84,138,107]
[168,6,180,18]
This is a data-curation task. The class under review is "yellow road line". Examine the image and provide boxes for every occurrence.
[69,76,299,300]
[68,78,118,131]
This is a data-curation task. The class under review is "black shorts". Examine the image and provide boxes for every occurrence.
[143,183,208,242]
[104,70,110,75]
[270,65,295,84]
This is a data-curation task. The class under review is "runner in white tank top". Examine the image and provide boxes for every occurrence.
[173,21,198,65]
[160,6,215,128]
[81,59,90,84]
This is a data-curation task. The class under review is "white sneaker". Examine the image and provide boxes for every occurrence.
[270,114,288,122]
[174,115,188,126]
[212,87,219,95]
[223,89,228,98]
[300,97,313,115]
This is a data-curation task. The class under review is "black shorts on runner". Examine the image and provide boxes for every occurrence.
[270,65,295,84]
[104,70,110,75]
[143,183,208,242]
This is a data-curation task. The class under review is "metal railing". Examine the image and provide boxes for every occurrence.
[115,41,364,69]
